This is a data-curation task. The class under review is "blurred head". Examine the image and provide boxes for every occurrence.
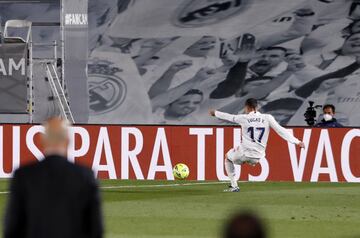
[341,32,360,55]
[261,98,303,125]
[223,211,266,238]
[184,36,217,57]
[42,117,70,156]
[251,47,286,75]
[285,53,306,73]
[166,89,204,117]
[244,98,258,113]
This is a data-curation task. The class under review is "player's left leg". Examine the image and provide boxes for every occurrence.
[224,156,239,190]
[223,146,244,192]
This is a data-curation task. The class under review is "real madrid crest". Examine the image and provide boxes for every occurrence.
[88,59,127,115]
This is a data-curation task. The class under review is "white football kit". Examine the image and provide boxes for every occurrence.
[215,110,300,165]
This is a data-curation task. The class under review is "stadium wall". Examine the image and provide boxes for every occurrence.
[0,124,359,182]
[2,1,360,126]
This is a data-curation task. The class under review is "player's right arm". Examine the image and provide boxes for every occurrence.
[267,114,304,148]
[209,109,244,124]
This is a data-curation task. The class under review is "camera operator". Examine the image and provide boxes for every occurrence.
[315,104,343,128]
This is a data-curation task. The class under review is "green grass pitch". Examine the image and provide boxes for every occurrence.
[0,180,359,237]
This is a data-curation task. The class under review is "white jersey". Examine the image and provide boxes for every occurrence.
[215,110,300,158]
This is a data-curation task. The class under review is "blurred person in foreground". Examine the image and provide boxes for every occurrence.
[4,117,103,238]
[223,211,266,238]
[315,104,343,128]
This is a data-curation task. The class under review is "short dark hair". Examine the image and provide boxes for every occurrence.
[323,104,335,113]
[223,211,266,238]
[245,98,258,109]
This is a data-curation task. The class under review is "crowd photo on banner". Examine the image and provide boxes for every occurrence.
[1,0,360,126]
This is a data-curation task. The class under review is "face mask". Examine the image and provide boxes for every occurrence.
[323,114,333,121]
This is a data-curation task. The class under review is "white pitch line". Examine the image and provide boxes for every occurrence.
[0,181,230,195]
[101,181,228,190]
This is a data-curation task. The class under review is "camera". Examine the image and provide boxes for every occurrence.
[304,101,322,126]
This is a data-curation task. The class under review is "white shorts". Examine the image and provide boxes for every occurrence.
[226,145,260,166]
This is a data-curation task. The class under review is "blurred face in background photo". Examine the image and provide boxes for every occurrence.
[250,48,285,75]
[165,92,203,118]
[184,36,218,57]
[285,53,305,68]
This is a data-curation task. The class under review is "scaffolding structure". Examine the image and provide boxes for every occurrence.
[1,0,71,123]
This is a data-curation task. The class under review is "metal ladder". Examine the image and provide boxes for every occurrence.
[45,62,75,123]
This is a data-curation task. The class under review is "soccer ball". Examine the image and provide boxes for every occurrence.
[173,163,190,180]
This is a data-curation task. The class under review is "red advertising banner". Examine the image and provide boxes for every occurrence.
[0,125,359,182]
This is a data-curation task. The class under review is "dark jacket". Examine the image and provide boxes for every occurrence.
[315,118,343,128]
[4,155,103,238]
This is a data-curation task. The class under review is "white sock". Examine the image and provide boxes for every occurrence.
[225,158,238,188]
